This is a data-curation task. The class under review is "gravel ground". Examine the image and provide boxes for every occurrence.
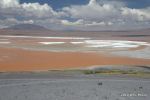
[0,72,149,100]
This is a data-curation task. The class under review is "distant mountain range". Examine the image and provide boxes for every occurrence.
[0,24,150,38]
[6,24,49,31]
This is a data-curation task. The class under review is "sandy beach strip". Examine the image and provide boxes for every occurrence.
[0,47,150,72]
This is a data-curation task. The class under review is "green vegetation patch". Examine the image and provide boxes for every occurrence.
[82,69,150,77]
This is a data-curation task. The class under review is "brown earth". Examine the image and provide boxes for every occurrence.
[0,47,150,72]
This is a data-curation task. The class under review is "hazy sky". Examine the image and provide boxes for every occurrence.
[0,0,150,30]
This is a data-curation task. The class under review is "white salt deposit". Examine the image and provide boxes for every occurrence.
[70,42,84,44]
[0,42,11,44]
[0,35,150,50]
[84,40,150,48]
[39,42,65,45]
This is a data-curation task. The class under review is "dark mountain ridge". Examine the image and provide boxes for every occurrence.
[6,24,49,31]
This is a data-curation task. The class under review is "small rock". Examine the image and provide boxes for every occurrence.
[98,82,103,86]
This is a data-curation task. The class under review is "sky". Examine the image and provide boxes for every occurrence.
[0,0,150,31]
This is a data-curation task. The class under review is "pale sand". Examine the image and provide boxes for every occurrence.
[0,47,150,72]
